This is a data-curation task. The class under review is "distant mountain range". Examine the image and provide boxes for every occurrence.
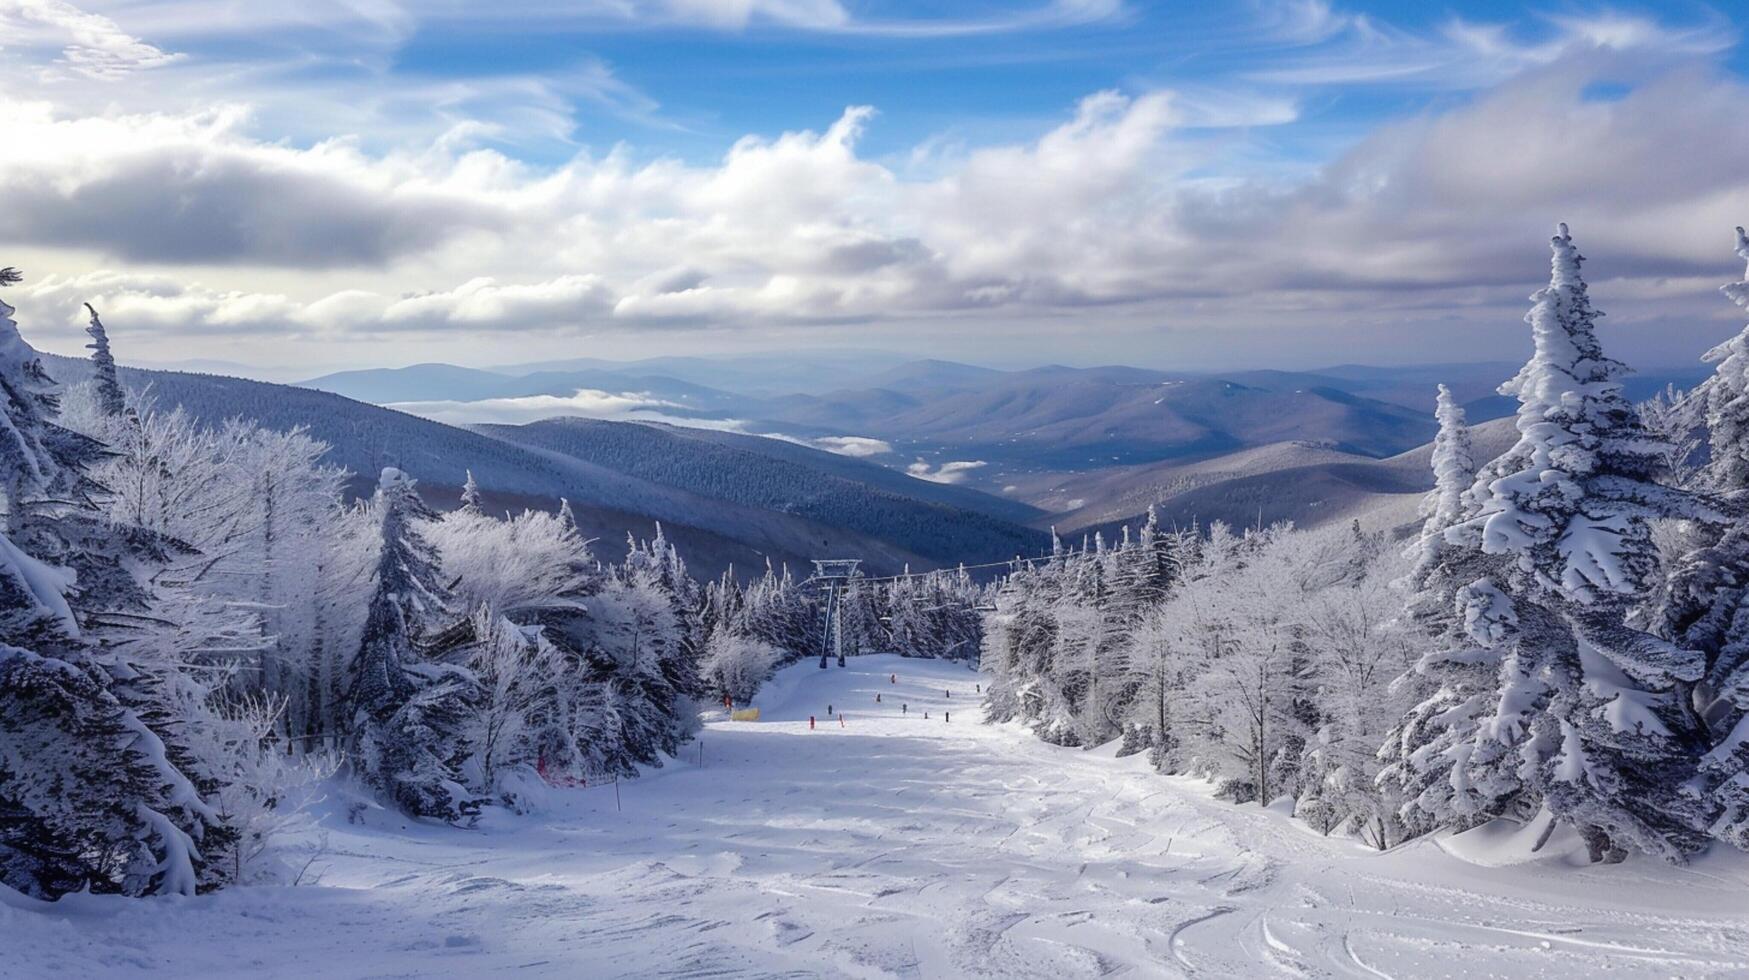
[43,354,1050,580]
[37,348,1708,579]
[302,349,919,405]
[1044,418,1526,544]
[480,418,1043,564]
[298,355,1710,499]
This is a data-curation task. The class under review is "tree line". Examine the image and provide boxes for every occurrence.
[983,225,1749,863]
[0,282,984,899]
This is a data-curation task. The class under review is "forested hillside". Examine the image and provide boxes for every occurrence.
[482,417,1046,564]
[41,354,1038,578]
[982,226,1749,863]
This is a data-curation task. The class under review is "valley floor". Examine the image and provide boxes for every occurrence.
[6,654,1748,979]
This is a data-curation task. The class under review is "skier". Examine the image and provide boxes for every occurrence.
[945,711,950,723]
[903,704,908,715]
[876,693,882,703]
[945,689,951,698]
[810,716,815,730]
[890,674,896,684]
[976,684,981,694]
[828,704,833,716]
[924,711,929,719]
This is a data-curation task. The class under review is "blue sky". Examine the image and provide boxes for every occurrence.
[2,0,1748,374]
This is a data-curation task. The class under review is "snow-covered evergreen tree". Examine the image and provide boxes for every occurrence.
[1121,505,1178,611]
[0,277,222,897]
[981,557,1061,730]
[459,470,483,515]
[83,303,127,419]
[1377,384,1520,836]
[1660,226,1749,850]
[837,574,888,655]
[1446,224,1713,862]
[590,555,696,769]
[349,468,480,822]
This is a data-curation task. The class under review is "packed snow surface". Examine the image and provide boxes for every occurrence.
[6,654,1747,978]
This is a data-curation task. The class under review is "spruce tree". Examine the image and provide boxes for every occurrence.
[350,468,480,822]
[1378,384,1517,834]
[1446,224,1712,862]
[83,303,127,419]
[1129,506,1178,608]
[1661,226,1749,850]
[459,469,483,515]
[0,277,219,897]
[591,536,698,767]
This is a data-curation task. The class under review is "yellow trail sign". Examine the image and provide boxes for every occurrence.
[730,708,761,722]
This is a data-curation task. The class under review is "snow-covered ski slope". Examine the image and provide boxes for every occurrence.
[6,653,1748,978]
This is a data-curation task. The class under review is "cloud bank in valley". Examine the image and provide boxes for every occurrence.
[813,436,893,458]
[387,388,685,426]
[907,459,987,484]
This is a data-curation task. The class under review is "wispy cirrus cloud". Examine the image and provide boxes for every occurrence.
[1243,4,1735,89]
[418,0,1126,37]
[0,0,182,79]
[45,0,1126,49]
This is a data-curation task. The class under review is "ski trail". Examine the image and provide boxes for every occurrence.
[6,653,1749,979]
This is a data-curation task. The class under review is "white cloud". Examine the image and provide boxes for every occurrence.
[387,388,683,425]
[75,0,1123,47]
[0,100,511,267]
[3,16,1749,369]
[378,276,616,332]
[1244,4,1733,89]
[0,0,182,80]
[660,0,849,31]
[461,0,1122,37]
[906,459,986,484]
[22,271,303,336]
[813,435,892,457]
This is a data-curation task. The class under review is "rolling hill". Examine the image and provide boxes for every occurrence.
[300,356,1705,504]
[43,354,1048,578]
[478,418,1045,565]
[741,368,1440,486]
[1048,417,1523,542]
[281,353,1705,542]
[301,362,755,415]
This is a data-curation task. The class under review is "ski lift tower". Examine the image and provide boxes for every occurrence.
[810,559,862,668]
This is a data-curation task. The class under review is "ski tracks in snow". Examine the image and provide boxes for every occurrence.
[7,654,1749,979]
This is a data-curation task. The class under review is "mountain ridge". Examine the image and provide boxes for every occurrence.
[41,353,1047,579]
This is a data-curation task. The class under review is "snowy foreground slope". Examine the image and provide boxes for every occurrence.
[6,655,1747,979]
